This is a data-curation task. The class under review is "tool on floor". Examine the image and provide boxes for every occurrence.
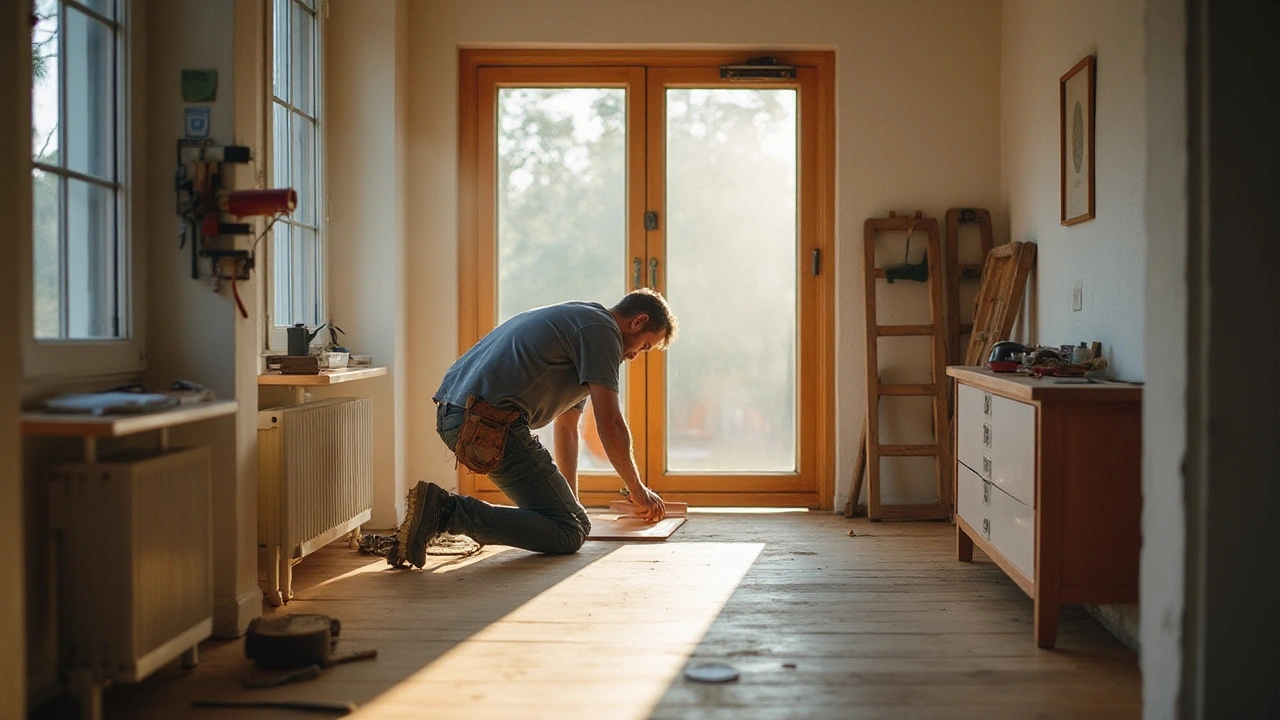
[245,613,340,670]
[683,662,740,683]
[861,211,950,520]
[191,699,357,715]
[242,614,377,688]
[242,649,379,689]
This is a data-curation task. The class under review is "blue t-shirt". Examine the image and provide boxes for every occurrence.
[433,302,623,429]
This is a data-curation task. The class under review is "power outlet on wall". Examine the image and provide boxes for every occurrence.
[1072,280,1084,312]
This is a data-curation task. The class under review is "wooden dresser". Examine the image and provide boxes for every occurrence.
[946,366,1142,648]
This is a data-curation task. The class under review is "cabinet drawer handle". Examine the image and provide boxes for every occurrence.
[983,393,992,415]
[982,423,992,448]
[982,518,991,539]
[983,483,991,505]
[982,456,992,476]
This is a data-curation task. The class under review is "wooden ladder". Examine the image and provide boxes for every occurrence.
[945,208,995,365]
[860,211,950,520]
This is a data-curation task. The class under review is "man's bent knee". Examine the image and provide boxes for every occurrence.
[542,520,588,555]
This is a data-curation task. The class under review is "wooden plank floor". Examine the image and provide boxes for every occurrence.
[84,511,1139,719]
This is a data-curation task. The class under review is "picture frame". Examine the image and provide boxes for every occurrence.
[1060,55,1096,225]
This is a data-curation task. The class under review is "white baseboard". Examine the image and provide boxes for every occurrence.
[213,587,263,638]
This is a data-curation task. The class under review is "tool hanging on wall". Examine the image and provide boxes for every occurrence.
[884,221,930,283]
[174,140,296,318]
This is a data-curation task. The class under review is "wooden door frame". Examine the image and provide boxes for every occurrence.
[457,48,836,509]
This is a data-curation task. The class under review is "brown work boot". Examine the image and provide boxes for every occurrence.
[393,481,450,569]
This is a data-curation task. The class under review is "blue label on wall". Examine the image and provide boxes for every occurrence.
[184,107,211,139]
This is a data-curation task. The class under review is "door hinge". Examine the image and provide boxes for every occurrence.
[644,211,659,231]
[811,248,821,276]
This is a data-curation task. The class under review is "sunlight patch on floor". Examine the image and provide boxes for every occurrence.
[350,542,763,720]
[688,506,809,514]
[310,547,514,592]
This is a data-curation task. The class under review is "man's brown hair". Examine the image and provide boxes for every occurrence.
[612,288,679,350]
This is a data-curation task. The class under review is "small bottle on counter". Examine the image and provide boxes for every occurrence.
[1072,343,1091,364]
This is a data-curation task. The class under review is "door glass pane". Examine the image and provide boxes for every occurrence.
[495,87,628,471]
[665,88,798,473]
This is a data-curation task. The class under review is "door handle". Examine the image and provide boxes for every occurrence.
[649,257,659,289]
[633,257,642,290]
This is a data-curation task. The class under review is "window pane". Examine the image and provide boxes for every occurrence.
[273,0,290,104]
[65,178,118,338]
[81,0,115,19]
[65,9,115,180]
[290,1,315,115]
[291,114,315,225]
[272,221,292,322]
[293,226,320,325]
[273,103,291,187]
[31,0,60,165]
[32,169,61,338]
[664,88,798,473]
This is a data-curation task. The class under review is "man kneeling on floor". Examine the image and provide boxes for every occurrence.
[385,288,678,568]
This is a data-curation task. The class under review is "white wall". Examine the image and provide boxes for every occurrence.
[404,0,1003,510]
[1001,0,1146,380]
[326,0,409,529]
[144,0,260,638]
[1,3,29,716]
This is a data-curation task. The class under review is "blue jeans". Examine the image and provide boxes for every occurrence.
[436,403,591,554]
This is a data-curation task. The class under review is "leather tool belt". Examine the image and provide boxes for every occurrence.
[454,395,521,474]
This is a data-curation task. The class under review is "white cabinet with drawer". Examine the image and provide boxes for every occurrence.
[948,367,1142,648]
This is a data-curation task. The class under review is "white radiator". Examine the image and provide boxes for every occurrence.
[258,397,373,605]
[49,447,213,692]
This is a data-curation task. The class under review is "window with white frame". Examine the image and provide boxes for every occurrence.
[269,0,325,345]
[31,0,128,341]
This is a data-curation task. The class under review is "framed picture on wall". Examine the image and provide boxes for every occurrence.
[1060,55,1096,225]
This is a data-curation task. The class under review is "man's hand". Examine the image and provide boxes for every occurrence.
[627,485,667,523]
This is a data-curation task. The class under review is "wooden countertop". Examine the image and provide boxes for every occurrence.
[946,366,1143,403]
[21,399,239,438]
[257,366,387,387]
